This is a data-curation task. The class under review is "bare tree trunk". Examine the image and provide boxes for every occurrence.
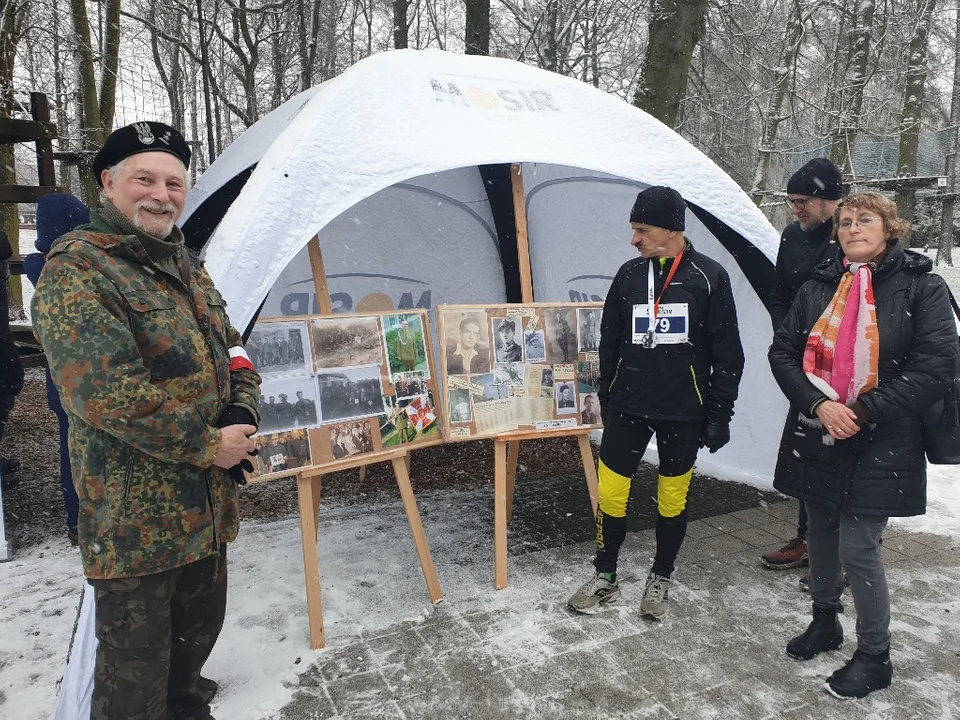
[938,5,960,268]
[830,0,876,177]
[750,0,805,205]
[894,0,936,236]
[70,0,105,204]
[464,0,490,55]
[51,0,73,192]
[633,0,709,127]
[394,0,410,48]
[99,0,122,132]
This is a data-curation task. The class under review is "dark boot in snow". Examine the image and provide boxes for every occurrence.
[787,605,843,660]
[825,648,893,699]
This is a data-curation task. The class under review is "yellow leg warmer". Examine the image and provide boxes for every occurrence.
[657,468,693,518]
[597,459,631,518]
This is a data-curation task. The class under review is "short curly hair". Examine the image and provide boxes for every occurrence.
[832,192,910,243]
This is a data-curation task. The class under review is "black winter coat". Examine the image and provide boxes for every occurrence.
[768,243,956,517]
[597,242,744,425]
[769,220,840,332]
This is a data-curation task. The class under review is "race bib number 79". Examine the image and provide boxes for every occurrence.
[632,303,689,345]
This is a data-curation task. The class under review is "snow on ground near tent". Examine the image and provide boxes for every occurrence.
[3,475,960,719]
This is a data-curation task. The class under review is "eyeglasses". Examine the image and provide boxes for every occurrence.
[785,197,818,209]
[838,216,882,230]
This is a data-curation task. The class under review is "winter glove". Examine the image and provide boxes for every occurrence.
[216,405,259,485]
[700,422,730,454]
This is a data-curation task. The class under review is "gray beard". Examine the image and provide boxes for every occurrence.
[134,213,175,239]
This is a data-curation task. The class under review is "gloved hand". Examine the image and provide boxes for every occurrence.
[700,422,730,453]
[216,405,258,485]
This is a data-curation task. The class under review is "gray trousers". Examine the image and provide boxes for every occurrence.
[805,501,890,654]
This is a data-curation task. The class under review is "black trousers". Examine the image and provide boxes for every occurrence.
[593,411,701,577]
[90,546,228,720]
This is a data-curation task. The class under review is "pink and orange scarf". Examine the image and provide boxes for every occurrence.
[802,262,879,405]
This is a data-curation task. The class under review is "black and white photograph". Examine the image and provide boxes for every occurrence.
[448,388,473,423]
[492,317,524,363]
[316,365,386,423]
[393,370,428,399]
[581,392,601,424]
[246,321,310,377]
[254,429,312,477]
[310,316,383,370]
[258,376,320,434]
[523,329,547,363]
[493,362,525,387]
[472,373,509,402]
[578,360,600,392]
[542,367,555,388]
[329,420,374,459]
[578,308,602,353]
[545,308,577,363]
[555,381,578,415]
[443,310,491,376]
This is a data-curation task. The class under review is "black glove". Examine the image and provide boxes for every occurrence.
[700,422,729,453]
[216,405,258,485]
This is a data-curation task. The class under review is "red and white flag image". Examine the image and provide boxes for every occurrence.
[404,396,436,433]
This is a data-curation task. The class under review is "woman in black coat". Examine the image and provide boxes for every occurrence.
[768,192,956,699]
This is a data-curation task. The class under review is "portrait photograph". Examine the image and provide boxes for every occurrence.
[257,376,320,434]
[393,370,428,399]
[254,429,312,477]
[382,313,429,380]
[315,365,386,423]
[545,308,577,363]
[580,392,601,425]
[523,329,547,363]
[246,321,310,377]
[492,317,524,363]
[311,316,383,370]
[555,381,578,415]
[577,308,602,353]
[329,420,374,459]
[448,388,473,423]
[542,367,554,387]
[472,373,508,402]
[443,310,491,376]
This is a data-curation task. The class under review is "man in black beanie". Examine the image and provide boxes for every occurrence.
[761,157,843,577]
[568,185,744,620]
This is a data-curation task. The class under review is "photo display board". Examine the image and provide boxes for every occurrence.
[438,303,605,440]
[248,310,443,481]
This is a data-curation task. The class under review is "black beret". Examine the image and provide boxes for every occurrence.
[787,158,843,200]
[630,186,686,231]
[92,122,191,187]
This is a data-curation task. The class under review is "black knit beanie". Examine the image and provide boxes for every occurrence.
[786,158,843,199]
[629,186,686,231]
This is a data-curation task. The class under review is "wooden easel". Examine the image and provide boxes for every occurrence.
[287,235,443,649]
[494,427,598,589]
[295,447,442,649]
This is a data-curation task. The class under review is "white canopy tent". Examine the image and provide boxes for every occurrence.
[182,48,786,486]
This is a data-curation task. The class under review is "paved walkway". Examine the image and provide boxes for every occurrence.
[276,495,960,719]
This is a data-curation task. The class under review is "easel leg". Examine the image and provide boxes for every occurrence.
[392,456,443,603]
[359,466,367,482]
[505,441,520,525]
[494,440,508,590]
[296,474,326,649]
[577,433,599,517]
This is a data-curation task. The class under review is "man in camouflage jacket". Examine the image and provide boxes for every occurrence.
[32,122,260,720]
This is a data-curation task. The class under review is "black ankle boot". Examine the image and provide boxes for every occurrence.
[826,648,893,699]
[787,605,843,660]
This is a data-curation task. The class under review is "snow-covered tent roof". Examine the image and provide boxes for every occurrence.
[183,48,786,485]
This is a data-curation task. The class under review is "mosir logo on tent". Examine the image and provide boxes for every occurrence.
[265,272,432,317]
[566,274,612,304]
[431,76,560,114]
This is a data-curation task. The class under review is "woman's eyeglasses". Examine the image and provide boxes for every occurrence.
[838,216,881,230]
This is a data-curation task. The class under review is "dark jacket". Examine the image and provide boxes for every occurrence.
[769,220,840,332]
[25,193,91,416]
[768,243,956,517]
[597,242,745,425]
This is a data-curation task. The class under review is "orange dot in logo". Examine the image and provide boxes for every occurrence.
[356,293,394,312]
[465,86,500,110]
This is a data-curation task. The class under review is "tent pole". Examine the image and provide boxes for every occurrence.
[510,164,534,303]
[308,235,333,315]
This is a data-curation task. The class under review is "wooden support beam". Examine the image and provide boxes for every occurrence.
[308,235,333,315]
[510,164,534,303]
[31,93,57,188]
[0,185,61,204]
[0,117,57,145]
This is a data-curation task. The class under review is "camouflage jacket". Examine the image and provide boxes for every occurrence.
[31,212,261,579]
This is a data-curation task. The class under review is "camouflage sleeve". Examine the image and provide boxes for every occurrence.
[32,251,221,467]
